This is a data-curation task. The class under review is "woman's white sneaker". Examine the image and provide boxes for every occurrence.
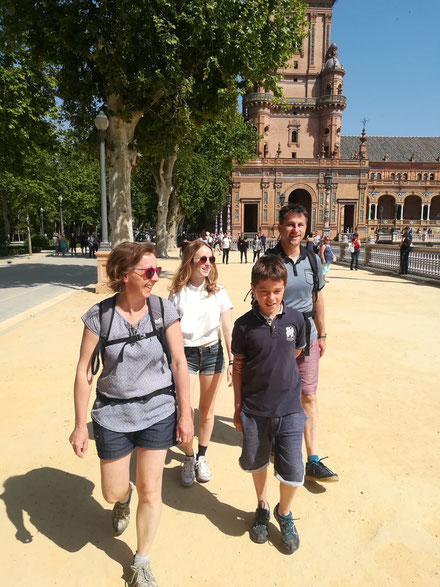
[195,456,212,483]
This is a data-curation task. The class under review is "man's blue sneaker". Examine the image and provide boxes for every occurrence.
[251,504,270,544]
[273,503,300,553]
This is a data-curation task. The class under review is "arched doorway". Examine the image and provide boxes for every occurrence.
[288,189,312,233]
[377,194,395,220]
[403,195,421,220]
[429,195,440,221]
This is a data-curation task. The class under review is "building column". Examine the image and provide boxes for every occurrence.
[427,203,431,220]
[400,205,404,220]
[374,204,378,220]
[367,203,371,220]
[420,204,425,221]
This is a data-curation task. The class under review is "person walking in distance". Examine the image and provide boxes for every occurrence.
[399,226,412,275]
[252,234,262,262]
[319,236,334,283]
[169,240,233,486]
[350,233,360,270]
[221,232,230,264]
[267,204,338,483]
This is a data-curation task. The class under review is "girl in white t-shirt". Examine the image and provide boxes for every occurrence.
[169,239,233,486]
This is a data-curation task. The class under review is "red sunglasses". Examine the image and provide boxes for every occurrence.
[195,256,216,264]
[135,266,162,279]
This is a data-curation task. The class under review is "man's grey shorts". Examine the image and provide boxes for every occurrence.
[239,411,307,487]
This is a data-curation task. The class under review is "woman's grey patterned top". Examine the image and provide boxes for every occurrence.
[82,297,180,433]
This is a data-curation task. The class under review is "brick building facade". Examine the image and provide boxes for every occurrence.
[230,0,440,240]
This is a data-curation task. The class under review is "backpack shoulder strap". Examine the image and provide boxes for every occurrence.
[91,294,117,375]
[305,247,320,302]
[148,295,172,366]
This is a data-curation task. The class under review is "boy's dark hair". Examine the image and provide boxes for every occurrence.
[251,256,287,287]
[279,203,309,225]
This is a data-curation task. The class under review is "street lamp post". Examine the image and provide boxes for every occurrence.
[323,171,332,237]
[58,195,64,236]
[94,110,111,250]
[393,203,399,233]
[378,205,384,233]
[40,207,44,235]
[219,204,223,234]
[226,192,232,236]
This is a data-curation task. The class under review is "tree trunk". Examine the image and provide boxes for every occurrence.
[1,193,11,245]
[154,150,178,257]
[167,190,184,249]
[107,94,143,246]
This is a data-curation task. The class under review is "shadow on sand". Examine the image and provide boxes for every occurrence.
[0,467,133,579]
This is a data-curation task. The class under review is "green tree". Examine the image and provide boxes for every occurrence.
[1,0,307,253]
[0,47,57,243]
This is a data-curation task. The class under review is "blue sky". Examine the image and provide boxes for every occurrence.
[331,0,440,137]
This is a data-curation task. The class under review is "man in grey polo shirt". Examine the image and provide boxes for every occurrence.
[267,204,338,483]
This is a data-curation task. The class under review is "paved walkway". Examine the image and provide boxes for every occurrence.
[1,251,439,586]
[0,252,97,322]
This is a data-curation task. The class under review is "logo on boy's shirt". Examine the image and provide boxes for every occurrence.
[285,326,296,342]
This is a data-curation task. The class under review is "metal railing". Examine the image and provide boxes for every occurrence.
[333,243,440,279]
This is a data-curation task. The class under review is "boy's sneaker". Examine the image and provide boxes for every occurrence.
[305,457,339,482]
[251,504,270,544]
[112,481,134,535]
[273,503,300,553]
[195,456,212,483]
[181,455,196,487]
[128,561,158,587]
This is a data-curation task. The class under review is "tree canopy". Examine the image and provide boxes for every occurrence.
[1,0,308,249]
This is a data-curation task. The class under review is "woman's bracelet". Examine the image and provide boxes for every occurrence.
[228,360,234,366]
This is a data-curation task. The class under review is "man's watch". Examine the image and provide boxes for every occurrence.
[317,333,327,339]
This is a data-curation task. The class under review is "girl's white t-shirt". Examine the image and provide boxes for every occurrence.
[169,283,233,347]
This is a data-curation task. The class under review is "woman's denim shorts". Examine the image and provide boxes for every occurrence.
[184,340,225,375]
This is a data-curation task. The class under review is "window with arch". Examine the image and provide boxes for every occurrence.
[337,84,342,95]
[396,173,401,180]
[377,172,382,180]
[430,173,435,180]
[417,173,422,181]
[291,130,297,143]
[390,173,395,180]
[370,172,376,180]
[423,173,428,181]
[403,173,408,180]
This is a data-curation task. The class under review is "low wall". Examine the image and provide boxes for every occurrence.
[332,243,440,280]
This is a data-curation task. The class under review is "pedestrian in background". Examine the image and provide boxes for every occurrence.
[349,233,360,270]
[320,236,334,283]
[252,234,262,261]
[221,232,230,264]
[399,226,412,275]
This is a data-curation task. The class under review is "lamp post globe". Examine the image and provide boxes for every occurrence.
[94,110,110,250]
[58,196,64,235]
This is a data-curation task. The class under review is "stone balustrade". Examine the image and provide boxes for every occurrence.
[332,243,440,280]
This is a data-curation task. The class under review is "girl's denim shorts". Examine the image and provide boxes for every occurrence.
[184,340,225,375]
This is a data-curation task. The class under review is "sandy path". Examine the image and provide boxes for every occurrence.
[1,251,439,586]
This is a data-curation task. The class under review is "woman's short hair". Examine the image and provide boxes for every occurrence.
[251,256,287,287]
[106,241,156,292]
[169,239,218,296]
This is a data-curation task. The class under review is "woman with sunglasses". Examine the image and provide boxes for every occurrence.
[69,242,191,587]
[169,239,233,486]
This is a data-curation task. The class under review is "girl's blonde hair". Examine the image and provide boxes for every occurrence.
[169,239,219,296]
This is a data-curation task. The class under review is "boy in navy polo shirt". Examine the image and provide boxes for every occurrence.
[231,256,306,553]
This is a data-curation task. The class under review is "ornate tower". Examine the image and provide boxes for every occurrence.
[243,0,346,160]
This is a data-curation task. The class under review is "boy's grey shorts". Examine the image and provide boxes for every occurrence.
[239,411,307,487]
